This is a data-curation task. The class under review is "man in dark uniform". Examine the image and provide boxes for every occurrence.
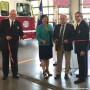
[0,9,27,80]
[74,12,89,84]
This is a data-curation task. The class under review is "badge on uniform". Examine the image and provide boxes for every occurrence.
[78,29,81,33]
[17,26,19,29]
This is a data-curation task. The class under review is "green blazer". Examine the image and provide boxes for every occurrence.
[36,24,53,46]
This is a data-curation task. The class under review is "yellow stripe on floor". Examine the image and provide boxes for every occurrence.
[9,58,35,66]
[18,58,35,64]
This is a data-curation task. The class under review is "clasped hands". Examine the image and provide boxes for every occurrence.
[54,39,69,44]
[6,36,12,41]
[80,51,85,56]
[41,40,46,44]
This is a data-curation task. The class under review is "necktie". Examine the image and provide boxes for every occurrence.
[11,20,14,30]
[76,24,79,30]
[59,24,64,44]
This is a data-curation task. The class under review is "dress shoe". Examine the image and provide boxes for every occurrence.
[45,69,52,76]
[54,74,60,79]
[76,74,79,78]
[64,74,69,80]
[13,75,19,79]
[43,71,49,79]
[76,74,87,79]
[74,79,85,84]
[48,73,52,76]
[3,76,8,80]
[53,62,57,66]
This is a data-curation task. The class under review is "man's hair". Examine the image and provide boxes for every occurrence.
[75,11,83,18]
[9,9,16,14]
[60,14,67,18]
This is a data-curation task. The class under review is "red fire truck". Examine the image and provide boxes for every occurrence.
[0,0,36,39]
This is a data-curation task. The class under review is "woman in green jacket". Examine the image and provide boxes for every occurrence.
[36,15,53,78]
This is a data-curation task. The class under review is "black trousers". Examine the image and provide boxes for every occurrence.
[77,52,88,80]
[2,48,18,76]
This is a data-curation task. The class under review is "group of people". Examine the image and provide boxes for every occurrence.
[36,12,89,84]
[0,9,89,85]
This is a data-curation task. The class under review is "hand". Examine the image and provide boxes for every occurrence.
[54,39,58,44]
[41,40,46,44]
[64,39,69,43]
[22,35,28,39]
[6,36,12,41]
[80,51,85,56]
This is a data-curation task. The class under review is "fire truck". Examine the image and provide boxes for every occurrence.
[0,0,36,39]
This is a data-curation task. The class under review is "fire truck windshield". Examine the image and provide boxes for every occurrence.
[0,1,31,17]
[0,1,9,16]
[16,3,31,16]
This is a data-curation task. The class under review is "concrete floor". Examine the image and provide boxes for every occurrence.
[0,39,90,90]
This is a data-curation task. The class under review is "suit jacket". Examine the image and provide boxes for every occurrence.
[36,24,53,46]
[74,20,89,53]
[0,18,24,50]
[53,23,74,51]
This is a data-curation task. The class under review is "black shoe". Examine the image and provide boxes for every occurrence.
[45,69,52,76]
[74,79,85,84]
[53,63,57,66]
[76,74,87,79]
[54,74,60,79]
[3,75,8,80]
[64,74,69,80]
[76,74,79,78]
[13,75,19,79]
[43,71,49,79]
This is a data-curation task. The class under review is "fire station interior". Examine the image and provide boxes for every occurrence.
[0,0,90,90]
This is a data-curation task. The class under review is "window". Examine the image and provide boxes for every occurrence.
[80,0,90,24]
[59,8,69,14]
[16,3,31,16]
[49,7,54,14]
[31,0,70,26]
[31,1,39,7]
[49,15,53,22]
[0,1,9,16]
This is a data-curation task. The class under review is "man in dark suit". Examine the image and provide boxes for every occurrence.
[0,9,27,80]
[53,14,74,80]
[74,12,89,84]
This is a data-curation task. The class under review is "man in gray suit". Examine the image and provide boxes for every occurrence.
[53,14,74,80]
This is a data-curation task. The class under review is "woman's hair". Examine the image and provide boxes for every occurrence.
[40,15,48,24]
